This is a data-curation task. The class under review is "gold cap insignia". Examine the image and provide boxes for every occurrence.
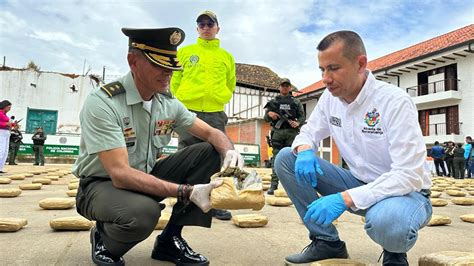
[170,30,182,45]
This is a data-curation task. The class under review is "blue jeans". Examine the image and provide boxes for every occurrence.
[275,147,432,253]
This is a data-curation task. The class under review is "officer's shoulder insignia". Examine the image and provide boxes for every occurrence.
[100,81,126,98]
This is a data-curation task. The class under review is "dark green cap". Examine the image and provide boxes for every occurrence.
[280,78,291,86]
[122,27,185,70]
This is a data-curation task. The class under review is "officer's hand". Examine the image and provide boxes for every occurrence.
[189,179,224,213]
[304,193,347,225]
[223,150,244,169]
[268,111,280,120]
[295,149,323,188]
[289,120,300,128]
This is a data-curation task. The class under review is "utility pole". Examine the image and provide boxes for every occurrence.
[2,56,5,67]
[102,66,106,83]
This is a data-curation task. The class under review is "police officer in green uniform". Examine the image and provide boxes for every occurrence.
[264,78,305,195]
[8,123,22,165]
[32,126,46,166]
[73,27,243,266]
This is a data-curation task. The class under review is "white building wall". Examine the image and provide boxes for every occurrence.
[398,72,418,93]
[457,56,474,137]
[303,98,318,118]
[382,76,398,86]
[225,85,278,122]
[0,69,96,133]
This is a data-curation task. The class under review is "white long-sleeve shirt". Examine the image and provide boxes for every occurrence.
[292,71,432,210]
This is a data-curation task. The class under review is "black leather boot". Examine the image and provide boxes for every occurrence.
[267,182,278,195]
[90,227,125,266]
[151,235,209,265]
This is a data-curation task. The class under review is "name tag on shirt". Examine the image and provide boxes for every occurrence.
[330,116,342,127]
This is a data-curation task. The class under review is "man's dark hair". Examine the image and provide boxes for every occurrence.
[434,141,439,145]
[466,136,472,142]
[317,30,366,60]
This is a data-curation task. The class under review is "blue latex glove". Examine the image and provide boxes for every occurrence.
[304,193,347,225]
[295,149,323,188]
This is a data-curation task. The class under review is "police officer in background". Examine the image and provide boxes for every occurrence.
[32,126,46,166]
[8,123,22,165]
[73,27,243,266]
[264,78,305,194]
[171,10,236,221]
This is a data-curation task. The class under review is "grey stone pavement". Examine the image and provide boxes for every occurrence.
[1,164,473,265]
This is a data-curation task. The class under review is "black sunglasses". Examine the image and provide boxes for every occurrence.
[197,21,215,29]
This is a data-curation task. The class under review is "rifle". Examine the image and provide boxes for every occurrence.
[274,109,292,129]
[265,101,290,129]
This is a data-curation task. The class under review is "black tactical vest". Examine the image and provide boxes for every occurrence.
[277,96,298,117]
[269,96,299,128]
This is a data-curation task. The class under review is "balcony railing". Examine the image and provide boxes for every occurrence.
[423,122,463,136]
[406,78,459,97]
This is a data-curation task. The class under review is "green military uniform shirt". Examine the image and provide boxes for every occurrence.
[72,72,196,178]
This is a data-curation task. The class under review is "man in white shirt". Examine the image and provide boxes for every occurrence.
[275,31,432,265]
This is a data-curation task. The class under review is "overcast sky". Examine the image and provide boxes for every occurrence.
[0,0,472,89]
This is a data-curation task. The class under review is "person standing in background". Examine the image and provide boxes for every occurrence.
[8,123,23,165]
[444,141,454,177]
[464,136,472,178]
[171,10,237,221]
[264,78,305,195]
[0,100,14,174]
[430,141,447,177]
[444,141,455,177]
[453,143,465,179]
[32,127,46,166]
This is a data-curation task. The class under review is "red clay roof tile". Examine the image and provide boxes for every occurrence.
[299,24,474,95]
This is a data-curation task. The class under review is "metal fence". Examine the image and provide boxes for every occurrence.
[406,78,459,97]
[426,122,462,136]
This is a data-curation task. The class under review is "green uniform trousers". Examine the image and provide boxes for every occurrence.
[75,142,221,256]
[271,128,298,185]
[33,144,44,165]
[8,141,20,164]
